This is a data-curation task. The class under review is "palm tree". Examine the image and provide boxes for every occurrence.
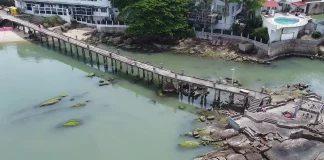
[243,0,266,19]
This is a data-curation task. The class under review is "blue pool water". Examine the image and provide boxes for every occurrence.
[274,17,299,25]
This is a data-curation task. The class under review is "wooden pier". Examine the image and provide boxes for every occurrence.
[0,13,271,109]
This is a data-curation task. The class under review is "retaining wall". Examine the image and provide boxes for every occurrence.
[268,38,324,57]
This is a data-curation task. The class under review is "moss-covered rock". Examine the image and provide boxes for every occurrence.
[62,119,80,127]
[99,82,110,86]
[108,77,115,81]
[157,89,165,97]
[178,105,186,110]
[199,116,206,122]
[70,98,74,101]
[39,97,62,107]
[179,141,200,148]
[60,94,68,97]
[99,79,105,83]
[72,102,86,108]
[86,73,95,77]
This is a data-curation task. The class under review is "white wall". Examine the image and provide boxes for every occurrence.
[17,0,111,7]
[269,26,304,42]
[211,0,242,30]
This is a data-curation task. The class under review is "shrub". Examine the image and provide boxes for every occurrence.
[252,27,269,42]
[41,16,65,27]
[312,30,322,39]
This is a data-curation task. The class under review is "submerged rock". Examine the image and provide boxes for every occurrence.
[62,119,80,127]
[70,98,74,101]
[86,73,95,77]
[179,141,200,148]
[99,82,110,86]
[39,97,62,107]
[99,79,105,83]
[108,77,115,81]
[60,94,68,97]
[178,105,186,110]
[72,102,86,108]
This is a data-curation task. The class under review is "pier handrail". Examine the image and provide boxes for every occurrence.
[1,14,270,100]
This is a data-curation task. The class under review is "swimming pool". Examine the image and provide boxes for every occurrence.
[274,17,299,25]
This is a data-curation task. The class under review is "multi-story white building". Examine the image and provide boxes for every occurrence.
[14,0,126,31]
[211,0,243,30]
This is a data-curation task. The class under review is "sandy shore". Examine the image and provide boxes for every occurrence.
[0,30,26,43]
[62,28,94,40]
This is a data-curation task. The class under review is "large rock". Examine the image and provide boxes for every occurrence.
[226,135,255,154]
[195,149,236,160]
[39,97,62,107]
[245,152,263,160]
[211,128,239,141]
[226,154,246,160]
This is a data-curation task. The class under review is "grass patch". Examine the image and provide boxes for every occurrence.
[311,14,324,22]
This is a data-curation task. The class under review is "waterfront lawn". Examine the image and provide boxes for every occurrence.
[311,14,324,22]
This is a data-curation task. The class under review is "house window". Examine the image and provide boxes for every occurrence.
[101,8,107,12]
[94,8,98,12]
[26,4,32,11]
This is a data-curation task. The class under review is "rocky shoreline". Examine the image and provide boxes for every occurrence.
[84,33,274,64]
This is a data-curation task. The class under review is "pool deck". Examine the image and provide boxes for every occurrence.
[262,13,310,30]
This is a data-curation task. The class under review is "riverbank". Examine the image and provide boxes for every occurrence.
[84,33,272,64]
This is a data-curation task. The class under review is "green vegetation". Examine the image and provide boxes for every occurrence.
[252,27,269,42]
[114,0,139,10]
[179,141,200,148]
[311,14,324,22]
[0,0,14,6]
[39,97,61,107]
[41,16,65,28]
[118,0,194,37]
[62,119,80,127]
[72,102,86,108]
[244,0,266,18]
[312,30,323,39]
[210,142,226,149]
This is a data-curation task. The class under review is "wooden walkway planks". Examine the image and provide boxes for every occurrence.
[2,14,269,100]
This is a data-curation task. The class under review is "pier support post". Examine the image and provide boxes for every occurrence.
[110,53,114,68]
[51,37,55,47]
[143,69,145,78]
[151,71,154,82]
[114,59,117,72]
[40,33,43,43]
[131,64,134,74]
[64,41,67,53]
[126,65,129,74]
[87,45,92,65]
[46,36,49,47]
[119,61,122,70]
[137,67,140,77]
[104,56,108,71]
[23,26,25,34]
[33,30,36,40]
[217,90,221,105]
[96,53,99,66]
[69,43,73,56]
[158,74,160,85]
[82,47,86,62]
[213,82,217,101]
[76,45,79,59]
[58,39,61,51]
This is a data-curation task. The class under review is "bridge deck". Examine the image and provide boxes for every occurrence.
[1,13,269,99]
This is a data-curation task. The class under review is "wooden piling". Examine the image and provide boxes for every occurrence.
[119,61,122,70]
[126,65,129,74]
[82,47,86,61]
[51,37,55,47]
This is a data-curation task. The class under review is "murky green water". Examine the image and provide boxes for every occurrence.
[1,41,324,160]
[0,42,210,160]
[100,45,324,96]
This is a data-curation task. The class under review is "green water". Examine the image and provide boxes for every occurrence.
[0,42,210,160]
[1,41,324,160]
[99,45,324,96]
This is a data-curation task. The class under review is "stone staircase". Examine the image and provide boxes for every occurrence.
[248,98,262,113]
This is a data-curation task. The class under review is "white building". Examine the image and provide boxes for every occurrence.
[211,0,243,30]
[14,0,127,31]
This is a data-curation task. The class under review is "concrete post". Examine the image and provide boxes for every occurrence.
[260,38,263,43]
[117,49,120,54]
[221,30,223,34]
[254,36,256,41]
[231,31,233,35]
[181,69,184,75]
[160,63,163,69]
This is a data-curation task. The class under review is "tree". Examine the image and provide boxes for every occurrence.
[244,0,266,19]
[118,0,194,37]
[113,0,139,10]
